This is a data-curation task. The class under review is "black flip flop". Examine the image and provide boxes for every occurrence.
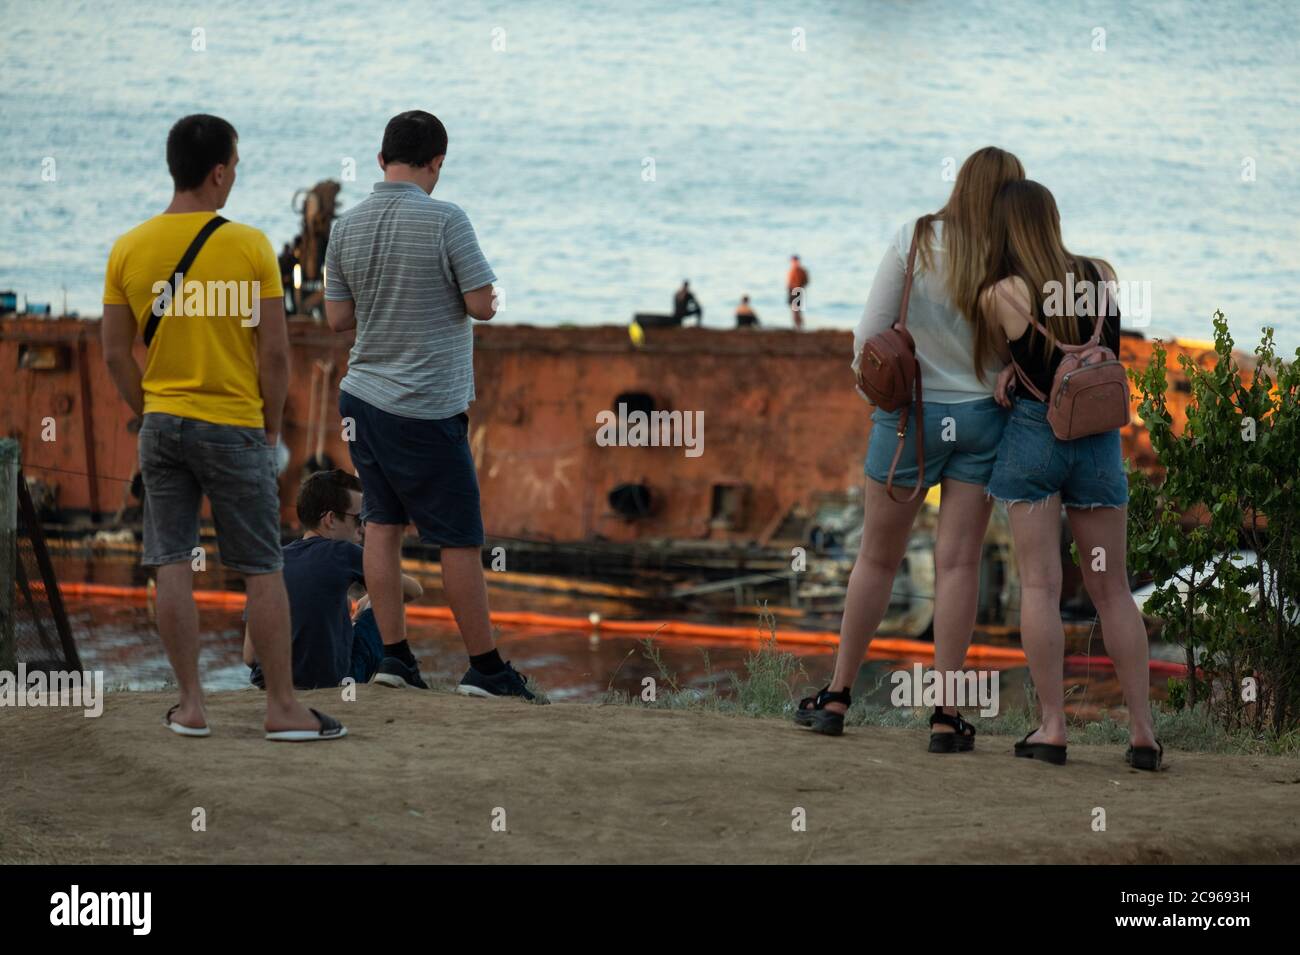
[265,707,348,742]
[1014,728,1067,765]
[1125,740,1163,772]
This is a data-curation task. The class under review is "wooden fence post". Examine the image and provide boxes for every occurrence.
[0,438,18,673]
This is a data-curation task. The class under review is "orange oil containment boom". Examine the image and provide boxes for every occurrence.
[55,581,1188,674]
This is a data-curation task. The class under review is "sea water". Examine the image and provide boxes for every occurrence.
[2,0,1298,351]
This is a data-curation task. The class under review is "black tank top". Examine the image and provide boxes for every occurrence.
[1007,260,1121,401]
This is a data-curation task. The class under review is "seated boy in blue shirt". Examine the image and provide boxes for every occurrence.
[245,469,422,689]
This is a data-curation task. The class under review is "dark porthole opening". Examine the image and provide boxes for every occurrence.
[609,482,653,519]
[614,392,655,417]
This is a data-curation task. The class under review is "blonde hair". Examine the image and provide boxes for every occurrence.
[915,147,1025,383]
[982,180,1114,362]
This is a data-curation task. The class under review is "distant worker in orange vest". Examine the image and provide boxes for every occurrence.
[787,255,809,329]
[735,294,759,328]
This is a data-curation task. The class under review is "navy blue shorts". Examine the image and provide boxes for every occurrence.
[349,607,385,683]
[339,390,485,547]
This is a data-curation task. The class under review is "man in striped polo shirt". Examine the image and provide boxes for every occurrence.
[325,110,537,700]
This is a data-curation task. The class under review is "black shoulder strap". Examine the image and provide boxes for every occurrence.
[142,215,228,347]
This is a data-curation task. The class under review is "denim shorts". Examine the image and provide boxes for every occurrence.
[339,389,485,547]
[138,413,283,574]
[987,399,1129,509]
[865,396,1009,489]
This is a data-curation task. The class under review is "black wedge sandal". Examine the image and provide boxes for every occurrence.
[928,708,976,753]
[1014,728,1067,765]
[1125,740,1164,772]
[794,685,851,736]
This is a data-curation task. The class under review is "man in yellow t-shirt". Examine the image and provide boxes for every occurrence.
[102,113,344,743]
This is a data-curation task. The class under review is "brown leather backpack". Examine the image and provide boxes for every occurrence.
[1005,281,1130,440]
[854,223,924,503]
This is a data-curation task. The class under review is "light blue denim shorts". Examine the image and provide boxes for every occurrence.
[986,398,1129,509]
[865,396,1009,489]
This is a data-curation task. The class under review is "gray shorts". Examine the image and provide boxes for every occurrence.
[138,413,283,574]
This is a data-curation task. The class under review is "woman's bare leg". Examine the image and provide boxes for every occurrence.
[1066,505,1157,749]
[823,478,928,713]
[930,478,995,729]
[1007,497,1068,746]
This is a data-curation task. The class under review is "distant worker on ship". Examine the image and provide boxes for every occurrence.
[787,254,809,329]
[735,294,759,328]
[673,280,703,326]
[278,241,297,311]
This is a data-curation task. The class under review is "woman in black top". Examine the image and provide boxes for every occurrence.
[1005,259,1122,399]
[979,180,1161,770]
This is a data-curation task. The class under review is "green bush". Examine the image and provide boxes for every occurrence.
[1128,313,1300,736]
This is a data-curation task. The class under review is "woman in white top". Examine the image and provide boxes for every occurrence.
[795,147,1024,746]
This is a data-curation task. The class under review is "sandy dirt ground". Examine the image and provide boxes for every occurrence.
[3,688,1298,864]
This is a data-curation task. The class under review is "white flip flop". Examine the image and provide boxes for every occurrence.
[265,707,348,742]
[163,704,211,738]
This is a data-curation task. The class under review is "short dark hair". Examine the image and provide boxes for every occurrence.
[381,110,448,167]
[167,114,238,191]
[297,469,363,529]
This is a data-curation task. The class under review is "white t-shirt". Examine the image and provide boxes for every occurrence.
[853,218,997,404]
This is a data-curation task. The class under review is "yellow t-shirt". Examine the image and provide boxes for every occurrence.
[102,212,284,428]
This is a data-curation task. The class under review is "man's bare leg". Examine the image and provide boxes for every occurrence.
[244,570,325,733]
[154,561,205,729]
[362,522,407,648]
[441,546,494,656]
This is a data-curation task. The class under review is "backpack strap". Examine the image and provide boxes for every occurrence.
[895,221,921,331]
[1008,354,1049,402]
[884,355,926,503]
[996,263,1116,357]
[995,281,1054,342]
[142,215,229,347]
[1059,261,1113,353]
[994,283,1051,402]
[995,283,1051,401]
[996,264,1117,394]
[884,222,926,503]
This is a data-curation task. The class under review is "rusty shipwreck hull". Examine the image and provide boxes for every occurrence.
[0,316,1212,543]
[3,319,871,541]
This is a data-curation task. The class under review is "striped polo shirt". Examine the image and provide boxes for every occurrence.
[326,181,496,420]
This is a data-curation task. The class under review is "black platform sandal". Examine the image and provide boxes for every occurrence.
[928,709,976,753]
[1014,728,1067,765]
[794,685,851,736]
[1125,740,1163,772]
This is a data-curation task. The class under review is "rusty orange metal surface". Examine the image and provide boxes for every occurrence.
[0,316,1233,541]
